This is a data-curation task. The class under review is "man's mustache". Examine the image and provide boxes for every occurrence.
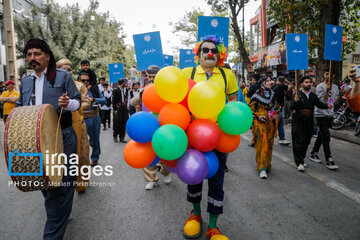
[29,60,40,66]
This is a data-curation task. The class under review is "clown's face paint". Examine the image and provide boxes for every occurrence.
[199,42,218,68]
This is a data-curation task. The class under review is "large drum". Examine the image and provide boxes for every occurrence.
[4,104,64,192]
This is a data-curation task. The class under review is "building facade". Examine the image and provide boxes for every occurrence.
[0,0,42,81]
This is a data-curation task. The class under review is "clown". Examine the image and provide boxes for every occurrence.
[181,35,238,240]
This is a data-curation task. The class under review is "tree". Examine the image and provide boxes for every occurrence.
[269,0,360,84]
[172,8,206,48]
[207,0,251,69]
[14,0,134,79]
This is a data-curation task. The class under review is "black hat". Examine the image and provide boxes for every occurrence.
[24,38,56,86]
[146,65,160,75]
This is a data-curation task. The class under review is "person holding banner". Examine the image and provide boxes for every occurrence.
[250,76,279,179]
[345,65,360,112]
[291,76,329,172]
[182,35,238,240]
[309,71,339,170]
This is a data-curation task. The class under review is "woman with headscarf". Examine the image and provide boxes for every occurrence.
[56,58,91,192]
[250,76,280,179]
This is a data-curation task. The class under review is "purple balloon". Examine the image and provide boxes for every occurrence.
[142,102,150,112]
[166,166,177,174]
[176,149,209,185]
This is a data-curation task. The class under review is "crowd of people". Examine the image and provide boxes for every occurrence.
[239,67,360,179]
[1,35,359,240]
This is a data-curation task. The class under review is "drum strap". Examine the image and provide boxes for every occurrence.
[31,76,36,105]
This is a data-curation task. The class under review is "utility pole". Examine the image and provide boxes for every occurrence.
[3,0,18,86]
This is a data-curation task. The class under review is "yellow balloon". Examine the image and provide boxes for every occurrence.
[154,66,188,103]
[188,81,226,119]
[194,114,218,122]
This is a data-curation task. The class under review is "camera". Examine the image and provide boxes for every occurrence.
[91,102,99,108]
[356,65,360,78]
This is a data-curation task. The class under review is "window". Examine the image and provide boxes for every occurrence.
[353,54,360,64]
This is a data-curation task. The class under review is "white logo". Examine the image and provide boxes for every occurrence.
[144,35,151,42]
[165,56,168,59]
[333,27,337,34]
[186,51,191,55]
[295,35,300,42]
[211,19,218,28]
[114,64,118,68]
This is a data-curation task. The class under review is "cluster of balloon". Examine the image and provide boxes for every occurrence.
[123,66,253,185]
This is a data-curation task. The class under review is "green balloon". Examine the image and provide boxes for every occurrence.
[151,124,188,160]
[217,101,253,135]
[151,112,159,118]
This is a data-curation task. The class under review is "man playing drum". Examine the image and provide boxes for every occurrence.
[16,38,81,240]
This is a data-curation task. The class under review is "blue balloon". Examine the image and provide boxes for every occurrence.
[147,156,160,167]
[126,112,160,143]
[203,151,219,179]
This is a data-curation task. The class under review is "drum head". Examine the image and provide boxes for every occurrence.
[4,104,64,191]
[40,105,64,186]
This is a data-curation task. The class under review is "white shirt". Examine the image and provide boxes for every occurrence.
[130,67,138,78]
[30,69,79,111]
[98,83,104,92]
[100,89,112,110]
[301,89,311,99]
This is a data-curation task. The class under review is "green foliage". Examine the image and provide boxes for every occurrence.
[172,0,251,66]
[172,8,206,48]
[268,0,360,59]
[14,0,134,79]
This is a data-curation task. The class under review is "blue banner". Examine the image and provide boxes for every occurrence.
[324,24,343,61]
[198,16,229,49]
[108,63,124,83]
[286,33,308,70]
[133,31,164,71]
[164,55,174,66]
[179,49,196,69]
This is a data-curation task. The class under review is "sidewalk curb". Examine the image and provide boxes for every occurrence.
[329,129,360,145]
[284,120,360,145]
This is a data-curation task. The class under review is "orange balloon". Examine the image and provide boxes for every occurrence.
[160,158,177,168]
[216,129,241,153]
[159,103,191,130]
[142,85,168,113]
[123,140,156,168]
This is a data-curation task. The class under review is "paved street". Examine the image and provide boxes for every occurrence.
[1,121,360,240]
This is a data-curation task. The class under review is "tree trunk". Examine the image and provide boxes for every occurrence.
[229,2,250,70]
[318,0,341,84]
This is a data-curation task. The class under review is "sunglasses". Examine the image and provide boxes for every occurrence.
[65,68,72,72]
[202,47,218,54]
[81,79,90,82]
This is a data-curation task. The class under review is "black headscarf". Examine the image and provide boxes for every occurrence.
[250,75,275,106]
[24,38,57,86]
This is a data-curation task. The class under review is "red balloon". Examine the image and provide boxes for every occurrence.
[187,119,221,152]
[180,79,196,111]
[160,158,177,168]
[216,129,241,153]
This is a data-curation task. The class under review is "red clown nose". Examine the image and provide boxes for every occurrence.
[207,52,214,58]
